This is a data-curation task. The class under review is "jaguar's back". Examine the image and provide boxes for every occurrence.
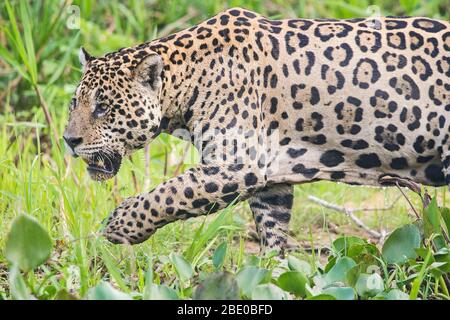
[225,14,450,187]
[146,9,450,187]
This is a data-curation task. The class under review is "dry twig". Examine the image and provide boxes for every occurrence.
[307,195,399,240]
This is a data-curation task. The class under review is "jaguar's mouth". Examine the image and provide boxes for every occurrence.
[84,151,122,181]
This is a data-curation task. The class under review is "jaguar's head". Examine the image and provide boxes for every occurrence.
[63,47,163,181]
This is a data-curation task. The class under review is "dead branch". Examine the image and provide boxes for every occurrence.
[394,183,421,220]
[379,175,431,211]
[307,195,394,240]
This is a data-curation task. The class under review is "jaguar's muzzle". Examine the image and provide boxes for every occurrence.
[86,151,122,181]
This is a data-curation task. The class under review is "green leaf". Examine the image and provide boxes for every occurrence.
[424,198,441,237]
[244,255,261,267]
[384,289,409,300]
[287,256,312,276]
[433,235,447,251]
[382,224,421,264]
[55,289,78,300]
[428,261,448,278]
[194,272,239,300]
[143,257,154,300]
[323,286,355,300]
[88,282,131,300]
[410,248,433,300]
[439,207,450,235]
[4,1,29,75]
[9,266,33,300]
[212,242,227,270]
[147,284,179,300]
[277,271,309,297]
[435,252,450,273]
[251,284,288,300]
[236,266,270,297]
[355,273,384,298]
[307,294,336,300]
[169,253,193,282]
[100,246,128,292]
[332,236,366,255]
[415,247,433,260]
[5,214,53,271]
[0,44,30,82]
[19,0,37,84]
[324,257,357,285]
[375,289,410,300]
[346,243,380,267]
[324,255,337,273]
[344,269,358,289]
[184,199,237,262]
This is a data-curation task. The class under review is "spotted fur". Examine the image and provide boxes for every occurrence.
[64,8,450,254]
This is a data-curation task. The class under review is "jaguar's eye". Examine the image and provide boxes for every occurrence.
[69,98,77,111]
[93,102,109,118]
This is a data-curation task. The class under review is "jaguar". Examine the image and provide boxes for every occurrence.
[63,8,450,254]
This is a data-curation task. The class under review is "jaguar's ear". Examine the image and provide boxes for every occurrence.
[133,53,163,91]
[79,47,94,68]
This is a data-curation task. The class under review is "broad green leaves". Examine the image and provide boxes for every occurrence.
[2,197,449,300]
[142,259,179,300]
[88,282,132,300]
[236,266,270,297]
[146,284,179,300]
[381,289,410,300]
[170,253,194,282]
[212,242,227,270]
[287,256,312,275]
[332,236,366,254]
[252,284,289,300]
[322,287,355,300]
[194,272,239,300]
[423,199,441,237]
[441,208,450,235]
[4,215,52,300]
[5,214,53,271]
[9,266,33,300]
[277,271,309,297]
[355,273,384,298]
[382,224,421,264]
[324,257,356,285]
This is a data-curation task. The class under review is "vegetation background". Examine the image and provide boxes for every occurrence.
[0,0,449,300]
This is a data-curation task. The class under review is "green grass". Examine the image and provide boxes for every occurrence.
[0,0,449,300]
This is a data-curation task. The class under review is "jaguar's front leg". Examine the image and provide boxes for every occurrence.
[103,164,265,244]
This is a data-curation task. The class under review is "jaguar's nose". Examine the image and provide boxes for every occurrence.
[63,135,83,150]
